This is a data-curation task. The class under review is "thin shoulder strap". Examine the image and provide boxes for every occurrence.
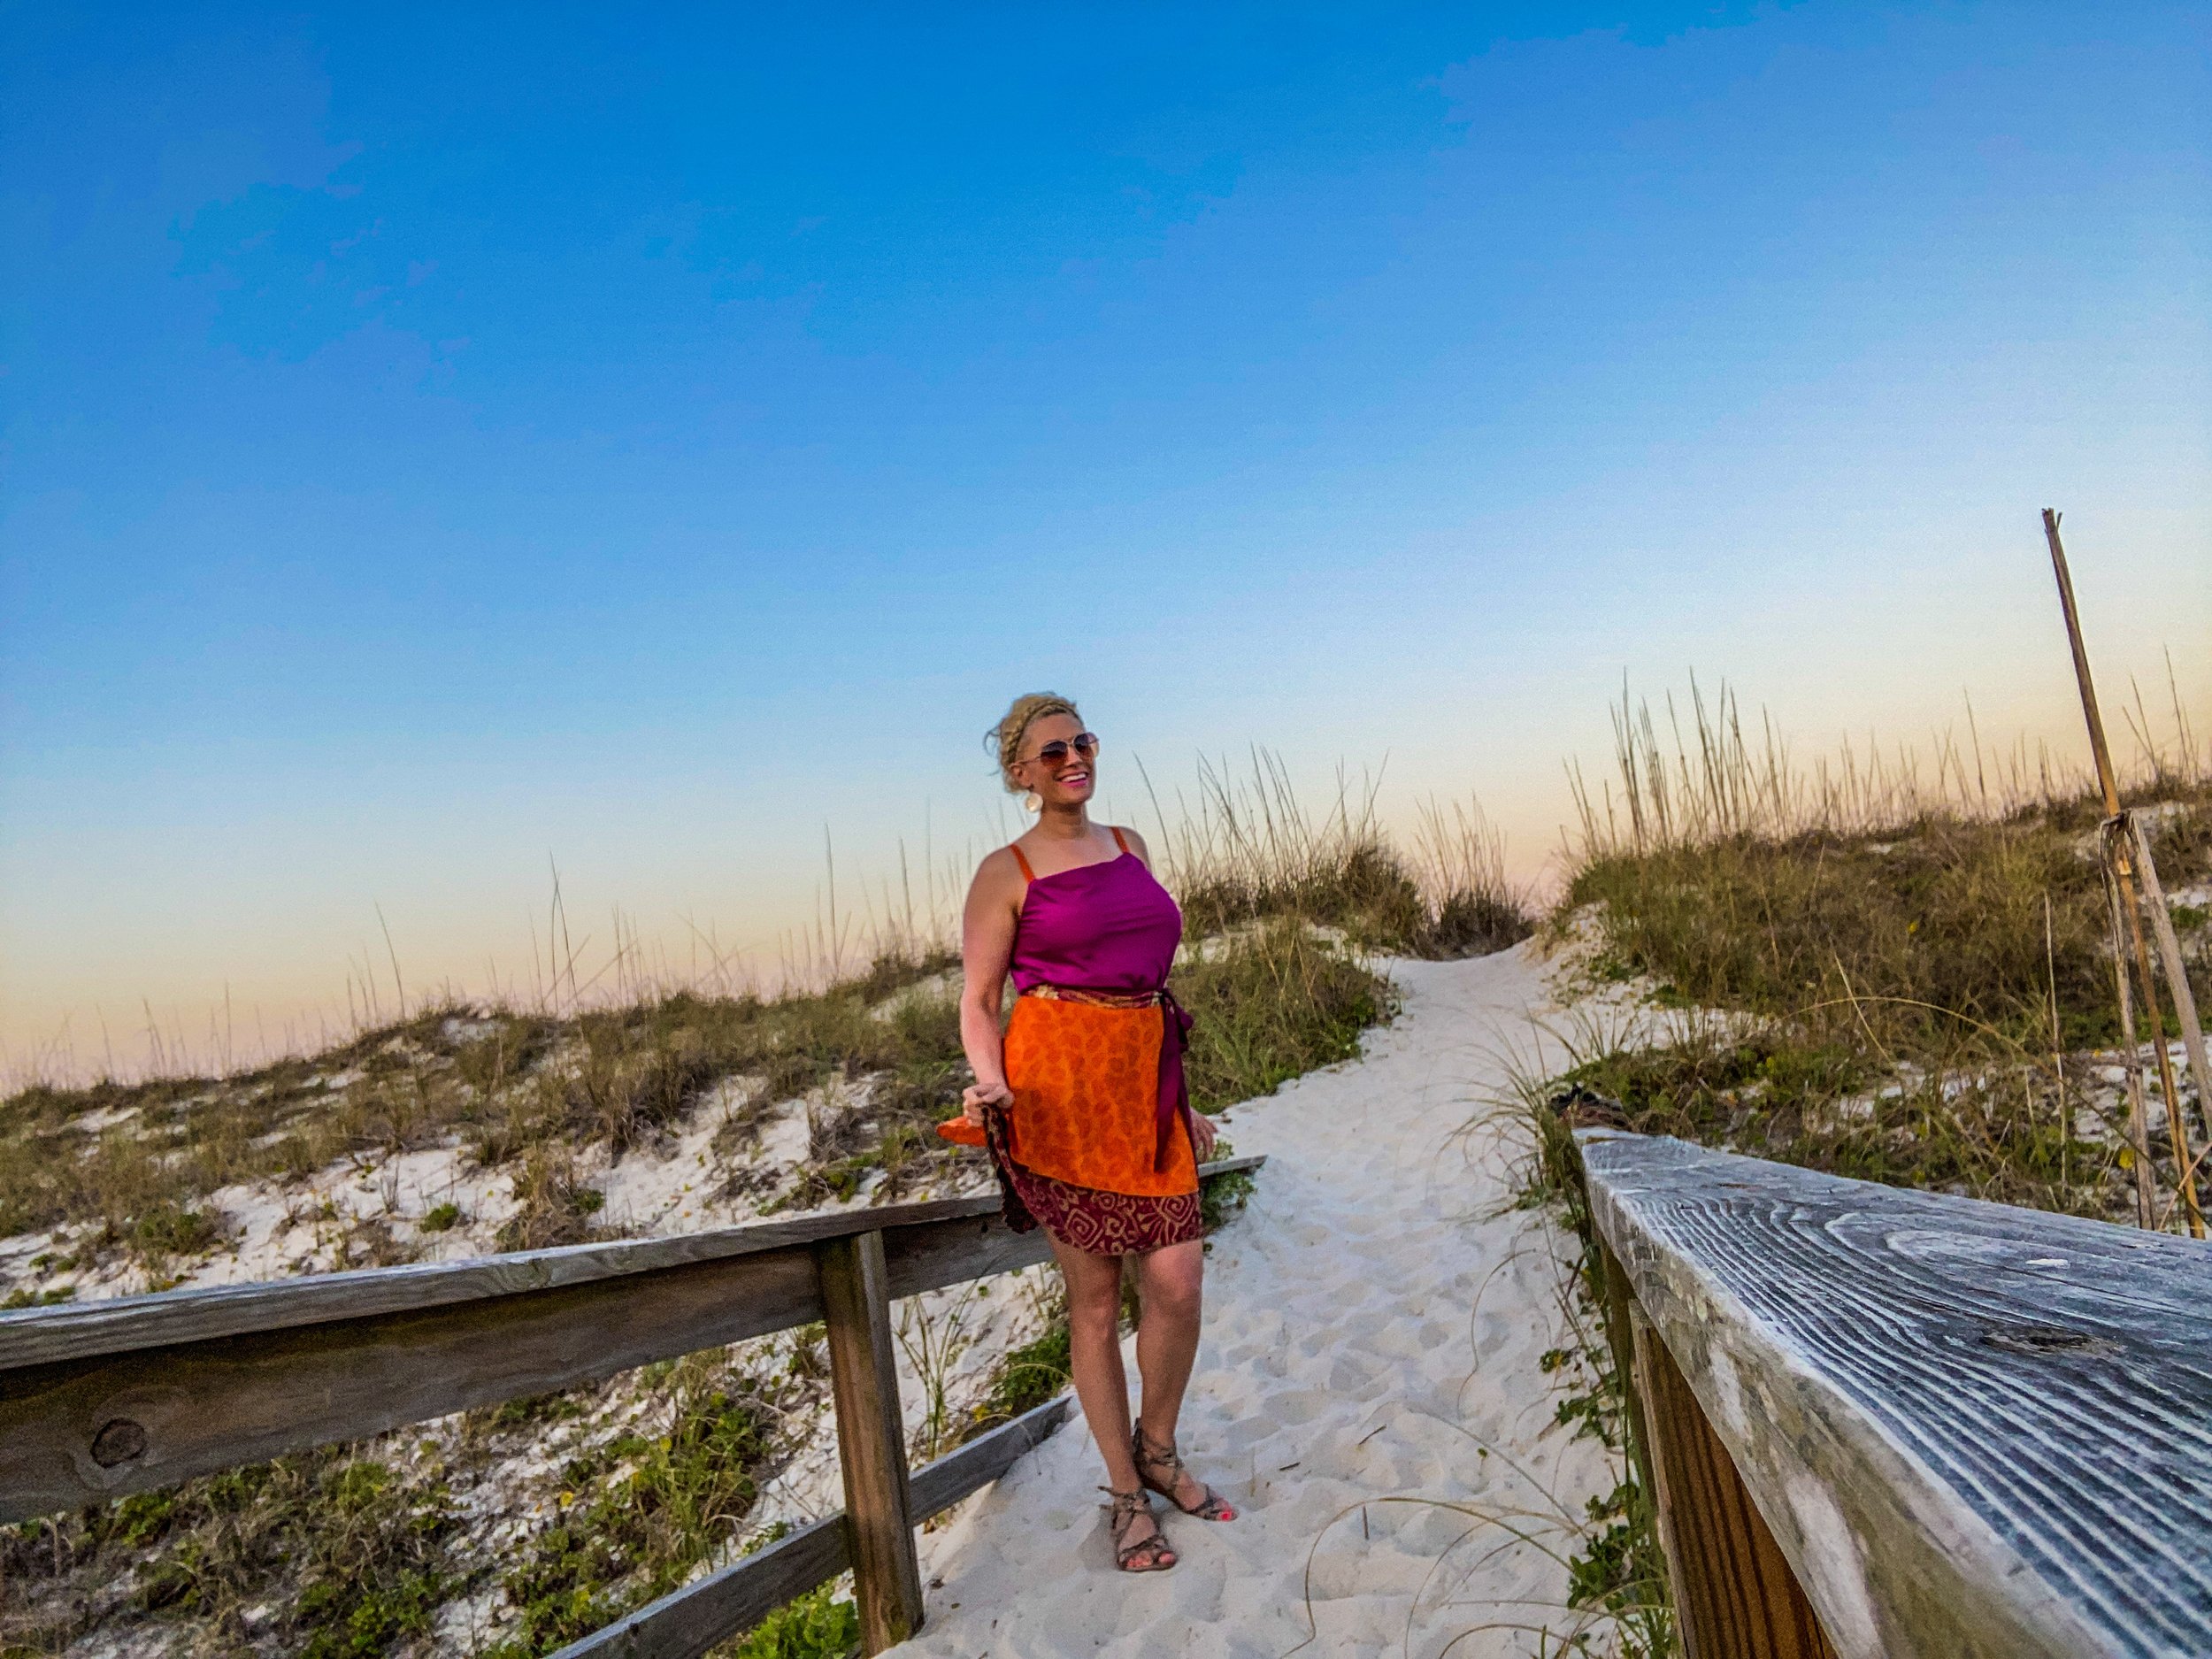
[1111,826,1131,855]
[1009,842,1037,883]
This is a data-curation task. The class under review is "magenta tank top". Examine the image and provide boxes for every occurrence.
[1008,838,1183,995]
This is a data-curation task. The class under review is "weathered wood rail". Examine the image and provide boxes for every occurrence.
[0,1155,1264,1657]
[1573,1128,2212,1659]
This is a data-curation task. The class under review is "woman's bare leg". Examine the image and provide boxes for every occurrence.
[1131,1239,1231,1515]
[1049,1238,1169,1557]
[1132,1240,1204,1447]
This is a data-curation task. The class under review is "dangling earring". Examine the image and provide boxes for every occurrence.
[1022,790,1042,813]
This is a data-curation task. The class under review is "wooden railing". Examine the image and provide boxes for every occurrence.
[1571,1128,2212,1659]
[0,1155,1264,1657]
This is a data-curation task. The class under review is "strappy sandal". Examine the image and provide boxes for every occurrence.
[1105,1486,1177,1571]
[1133,1427,1238,1522]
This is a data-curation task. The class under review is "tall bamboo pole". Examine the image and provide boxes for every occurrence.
[2043,509,2203,1236]
[2130,817,2212,1202]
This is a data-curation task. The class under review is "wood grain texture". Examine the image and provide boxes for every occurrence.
[1632,1302,1838,1659]
[0,1155,1262,1525]
[0,1153,1257,1655]
[884,1211,1055,1299]
[0,1196,1001,1371]
[0,1215,1055,1523]
[1578,1129,2212,1659]
[0,1156,1263,1374]
[817,1231,924,1653]
[0,1247,824,1523]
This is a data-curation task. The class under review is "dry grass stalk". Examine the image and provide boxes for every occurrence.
[1145,750,1531,959]
[2097,862,2158,1226]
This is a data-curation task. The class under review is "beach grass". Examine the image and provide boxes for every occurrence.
[0,750,1529,1288]
[1156,749,1532,959]
[1507,680,2209,1659]
[1547,680,2208,1218]
[0,779,1531,1659]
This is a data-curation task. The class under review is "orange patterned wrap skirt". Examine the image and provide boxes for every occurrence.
[999,994,1202,1256]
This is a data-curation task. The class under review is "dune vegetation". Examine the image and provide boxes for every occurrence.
[1517,681,2210,1658]
[1535,680,2209,1218]
[0,765,1526,1659]
[23,685,2204,1659]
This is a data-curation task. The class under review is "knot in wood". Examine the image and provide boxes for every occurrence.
[1979,1322,2113,1358]
[1548,1085,1627,1130]
[90,1417,149,1467]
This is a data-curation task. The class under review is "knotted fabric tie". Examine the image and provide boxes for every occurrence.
[1154,988,1195,1173]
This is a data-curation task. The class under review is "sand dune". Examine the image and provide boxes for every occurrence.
[898,941,1615,1658]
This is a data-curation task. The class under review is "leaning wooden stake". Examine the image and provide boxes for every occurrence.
[816,1230,926,1652]
[2131,816,2212,1202]
[2110,824,2204,1238]
[2043,509,2203,1237]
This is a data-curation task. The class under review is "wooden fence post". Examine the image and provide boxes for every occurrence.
[816,1230,925,1653]
[1628,1311,1836,1659]
[1593,1238,1660,1537]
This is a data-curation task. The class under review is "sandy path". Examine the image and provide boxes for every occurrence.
[896,941,1614,1659]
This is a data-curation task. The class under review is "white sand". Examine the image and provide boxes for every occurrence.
[897,941,1617,1659]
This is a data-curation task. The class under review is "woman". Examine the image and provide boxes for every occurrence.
[956,692,1237,1574]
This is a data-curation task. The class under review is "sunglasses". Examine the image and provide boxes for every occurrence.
[1022,733,1101,767]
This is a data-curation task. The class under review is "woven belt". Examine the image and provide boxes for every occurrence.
[1020,984,1164,1010]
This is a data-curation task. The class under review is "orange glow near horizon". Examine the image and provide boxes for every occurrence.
[11,639,2203,1090]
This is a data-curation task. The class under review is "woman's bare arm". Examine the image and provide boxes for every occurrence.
[958,847,1024,1120]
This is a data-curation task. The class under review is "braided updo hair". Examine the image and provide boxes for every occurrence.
[988,692,1082,794]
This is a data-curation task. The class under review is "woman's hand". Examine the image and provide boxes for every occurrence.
[1189,1110,1219,1161]
[962,1080,1013,1125]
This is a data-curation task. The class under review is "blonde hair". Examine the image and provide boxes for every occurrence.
[988,692,1082,793]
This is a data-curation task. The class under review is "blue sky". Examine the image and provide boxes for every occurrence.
[4,3,2208,1071]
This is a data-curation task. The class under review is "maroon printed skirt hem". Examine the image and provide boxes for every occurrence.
[1003,1160,1203,1257]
